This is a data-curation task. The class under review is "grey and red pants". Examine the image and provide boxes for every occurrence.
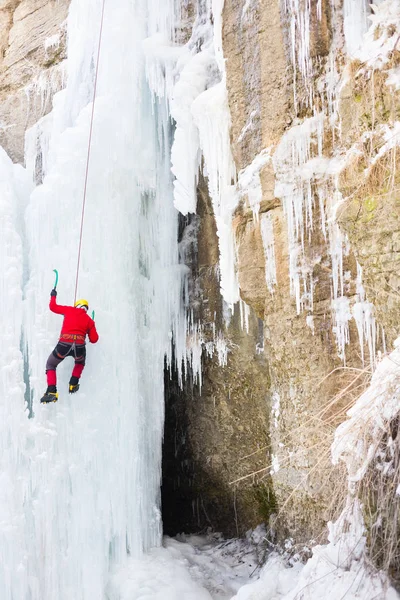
[46,341,86,386]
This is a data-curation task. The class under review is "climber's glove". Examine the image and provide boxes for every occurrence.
[50,289,57,297]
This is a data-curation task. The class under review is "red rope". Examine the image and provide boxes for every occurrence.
[74,0,107,304]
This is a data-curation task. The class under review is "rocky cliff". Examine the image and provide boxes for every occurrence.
[163,0,400,558]
[0,0,69,163]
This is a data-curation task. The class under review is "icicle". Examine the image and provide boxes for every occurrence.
[273,114,325,312]
[170,50,212,214]
[343,0,369,57]
[185,317,230,380]
[352,263,376,368]
[239,299,250,334]
[332,296,352,363]
[282,0,313,106]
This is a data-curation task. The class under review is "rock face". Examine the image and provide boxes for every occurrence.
[163,179,274,537]
[338,63,400,347]
[218,0,398,544]
[164,0,400,549]
[0,0,70,163]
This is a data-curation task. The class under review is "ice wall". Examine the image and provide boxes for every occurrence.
[0,0,187,598]
[0,149,33,598]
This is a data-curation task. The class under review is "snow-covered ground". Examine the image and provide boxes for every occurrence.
[109,532,265,600]
[109,522,399,599]
[107,335,400,599]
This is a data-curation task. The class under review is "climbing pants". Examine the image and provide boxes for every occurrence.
[46,342,86,386]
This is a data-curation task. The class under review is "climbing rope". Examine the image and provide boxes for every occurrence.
[74,0,107,304]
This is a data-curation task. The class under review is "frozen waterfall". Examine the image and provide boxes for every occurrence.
[0,0,189,597]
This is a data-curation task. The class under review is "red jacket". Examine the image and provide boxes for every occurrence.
[50,296,99,344]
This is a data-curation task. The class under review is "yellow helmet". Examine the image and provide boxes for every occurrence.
[74,299,89,311]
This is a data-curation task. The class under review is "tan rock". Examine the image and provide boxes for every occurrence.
[0,0,70,163]
[220,0,371,544]
[235,217,267,318]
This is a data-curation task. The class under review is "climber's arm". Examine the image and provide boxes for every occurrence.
[49,291,68,315]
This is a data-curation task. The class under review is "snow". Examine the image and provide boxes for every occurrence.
[241,0,254,19]
[108,546,213,600]
[238,148,272,220]
[270,453,280,474]
[279,500,398,600]
[238,110,258,143]
[356,0,400,67]
[136,520,397,600]
[368,121,400,171]
[44,33,61,51]
[387,67,400,90]
[332,336,400,484]
[230,555,303,600]
[108,532,266,600]
[306,314,314,334]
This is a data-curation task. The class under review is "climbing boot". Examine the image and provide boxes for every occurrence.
[41,385,58,404]
[69,376,80,394]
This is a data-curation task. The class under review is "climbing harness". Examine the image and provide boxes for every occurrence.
[60,334,86,343]
[74,0,107,305]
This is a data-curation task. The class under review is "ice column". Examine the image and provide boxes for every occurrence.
[144,0,240,307]
[343,0,369,57]
[1,0,185,598]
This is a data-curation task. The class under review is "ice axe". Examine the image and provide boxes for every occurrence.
[53,269,59,289]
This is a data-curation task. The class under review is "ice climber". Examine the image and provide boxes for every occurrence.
[41,288,99,403]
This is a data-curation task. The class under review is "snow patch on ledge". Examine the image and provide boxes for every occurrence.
[44,33,61,52]
[237,148,272,220]
[356,0,400,67]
